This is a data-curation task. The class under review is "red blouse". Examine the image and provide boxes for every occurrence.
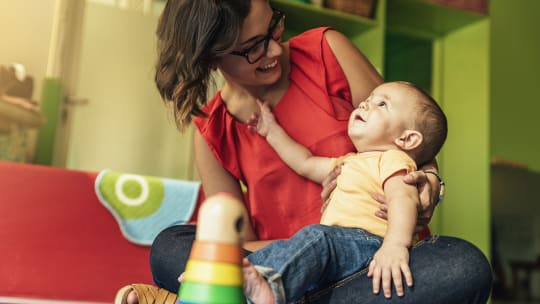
[193,27,356,240]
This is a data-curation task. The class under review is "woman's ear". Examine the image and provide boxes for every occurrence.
[394,130,423,151]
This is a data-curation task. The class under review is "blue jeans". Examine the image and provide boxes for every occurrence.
[150,225,493,303]
[246,224,383,303]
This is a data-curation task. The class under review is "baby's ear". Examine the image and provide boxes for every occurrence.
[394,130,423,151]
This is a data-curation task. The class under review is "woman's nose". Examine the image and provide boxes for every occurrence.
[266,39,283,58]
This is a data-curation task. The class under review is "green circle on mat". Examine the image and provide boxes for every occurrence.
[122,179,143,199]
[179,281,244,303]
[101,172,164,219]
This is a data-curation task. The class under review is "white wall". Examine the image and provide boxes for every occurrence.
[64,2,198,180]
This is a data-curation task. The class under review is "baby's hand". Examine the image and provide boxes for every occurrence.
[368,243,413,298]
[246,112,262,134]
[247,99,276,138]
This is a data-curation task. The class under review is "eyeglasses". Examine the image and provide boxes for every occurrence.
[230,9,285,64]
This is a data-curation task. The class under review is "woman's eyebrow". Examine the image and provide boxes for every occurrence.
[238,10,276,45]
[239,35,264,46]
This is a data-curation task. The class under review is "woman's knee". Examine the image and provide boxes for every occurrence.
[149,225,196,291]
[150,225,195,261]
[443,236,493,288]
[430,236,492,276]
[413,235,493,301]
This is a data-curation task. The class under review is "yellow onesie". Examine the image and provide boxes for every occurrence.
[321,149,417,238]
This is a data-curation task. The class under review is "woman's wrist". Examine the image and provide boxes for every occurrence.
[423,170,445,204]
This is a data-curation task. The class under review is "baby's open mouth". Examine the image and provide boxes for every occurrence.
[355,113,365,122]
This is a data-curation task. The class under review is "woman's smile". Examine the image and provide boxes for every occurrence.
[257,59,279,72]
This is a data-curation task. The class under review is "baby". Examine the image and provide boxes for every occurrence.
[244,81,447,303]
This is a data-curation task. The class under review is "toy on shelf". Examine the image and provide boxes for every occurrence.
[178,193,248,304]
[0,63,44,162]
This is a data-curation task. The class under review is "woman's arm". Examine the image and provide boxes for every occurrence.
[323,30,383,107]
[415,159,441,206]
[194,129,257,242]
[401,159,441,229]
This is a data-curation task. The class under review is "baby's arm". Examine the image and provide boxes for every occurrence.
[368,170,418,298]
[248,100,334,183]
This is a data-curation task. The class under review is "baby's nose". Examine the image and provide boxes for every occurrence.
[359,101,368,110]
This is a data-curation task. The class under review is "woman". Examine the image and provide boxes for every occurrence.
[120,0,492,303]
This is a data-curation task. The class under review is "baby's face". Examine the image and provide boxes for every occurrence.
[348,82,419,152]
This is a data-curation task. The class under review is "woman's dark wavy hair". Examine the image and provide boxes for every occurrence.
[155,0,250,131]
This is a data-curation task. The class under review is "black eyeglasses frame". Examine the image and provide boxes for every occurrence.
[230,9,285,64]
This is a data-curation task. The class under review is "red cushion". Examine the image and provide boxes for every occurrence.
[0,161,153,302]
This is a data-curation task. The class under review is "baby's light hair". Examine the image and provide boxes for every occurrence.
[398,82,448,166]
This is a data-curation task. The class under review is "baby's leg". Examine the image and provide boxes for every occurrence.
[243,258,274,304]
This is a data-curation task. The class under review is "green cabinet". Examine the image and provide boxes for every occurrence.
[271,0,385,71]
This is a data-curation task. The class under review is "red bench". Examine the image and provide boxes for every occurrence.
[0,161,154,303]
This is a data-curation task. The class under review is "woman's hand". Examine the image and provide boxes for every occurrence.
[373,170,440,232]
[320,165,342,213]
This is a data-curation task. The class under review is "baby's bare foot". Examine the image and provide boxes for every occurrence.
[243,258,274,304]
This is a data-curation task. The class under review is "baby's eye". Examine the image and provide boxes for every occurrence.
[377,101,387,107]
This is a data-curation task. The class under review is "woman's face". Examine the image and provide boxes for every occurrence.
[218,0,284,88]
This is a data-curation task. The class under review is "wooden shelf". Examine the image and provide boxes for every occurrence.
[0,96,45,133]
[270,0,377,38]
[387,0,487,39]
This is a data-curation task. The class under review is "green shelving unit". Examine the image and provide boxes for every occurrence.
[387,0,486,39]
[270,0,385,72]
[270,0,377,37]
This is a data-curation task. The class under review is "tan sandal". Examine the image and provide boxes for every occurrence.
[114,283,177,304]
